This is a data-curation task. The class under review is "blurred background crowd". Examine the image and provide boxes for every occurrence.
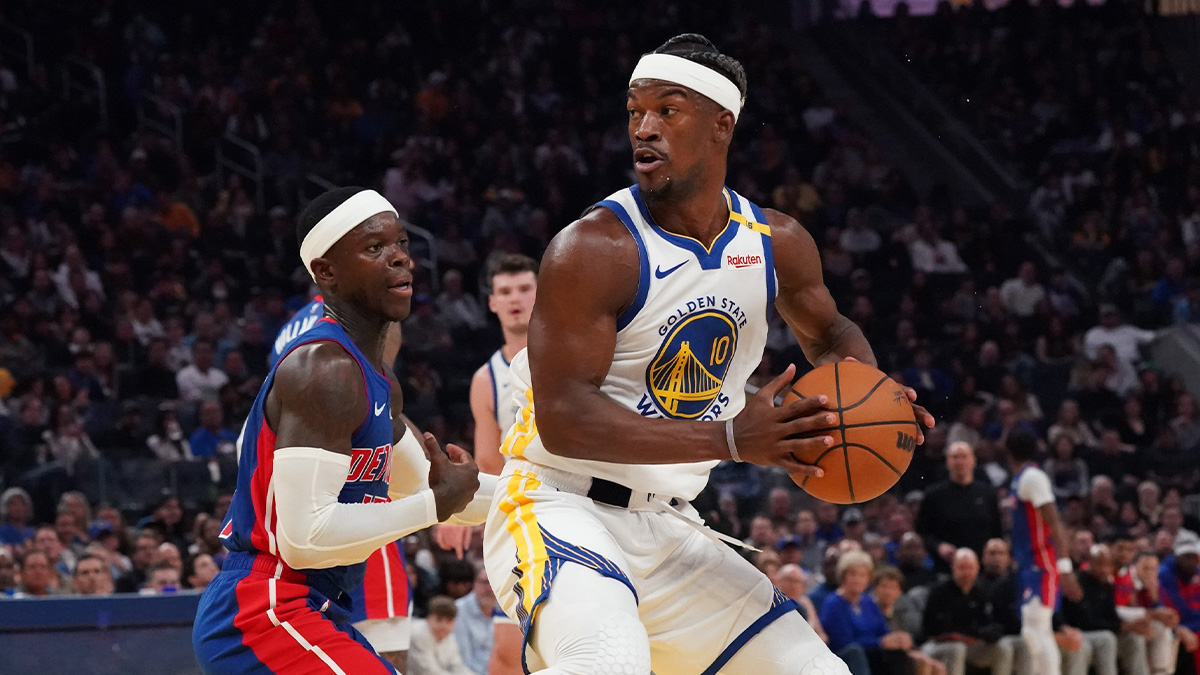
[0,0,1199,673]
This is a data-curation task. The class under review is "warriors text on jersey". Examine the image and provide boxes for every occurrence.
[502,185,775,500]
[220,317,395,599]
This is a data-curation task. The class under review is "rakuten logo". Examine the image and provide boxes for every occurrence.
[726,254,763,268]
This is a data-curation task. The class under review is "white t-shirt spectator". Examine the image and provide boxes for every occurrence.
[1083,324,1155,366]
[409,619,474,675]
[999,277,1047,317]
[909,237,968,275]
[176,365,230,402]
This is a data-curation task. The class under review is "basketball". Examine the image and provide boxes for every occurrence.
[782,361,918,504]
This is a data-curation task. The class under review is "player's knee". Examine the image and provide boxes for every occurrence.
[550,610,649,675]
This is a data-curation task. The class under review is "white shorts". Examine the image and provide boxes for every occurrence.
[483,460,826,673]
[352,616,411,653]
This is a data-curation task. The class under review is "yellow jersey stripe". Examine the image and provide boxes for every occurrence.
[500,471,549,620]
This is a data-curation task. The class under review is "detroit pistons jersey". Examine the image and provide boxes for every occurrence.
[503,185,775,501]
[487,349,516,434]
[1011,463,1059,605]
[221,317,395,598]
[269,296,325,369]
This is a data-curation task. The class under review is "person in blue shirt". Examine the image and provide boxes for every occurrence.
[820,550,916,675]
[187,401,238,458]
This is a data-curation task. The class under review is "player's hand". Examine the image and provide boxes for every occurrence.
[901,386,935,444]
[422,433,480,522]
[841,357,933,442]
[433,524,474,559]
[881,631,913,650]
[1153,607,1180,628]
[731,364,833,476]
[1178,626,1199,652]
[1056,627,1083,651]
[1060,571,1083,602]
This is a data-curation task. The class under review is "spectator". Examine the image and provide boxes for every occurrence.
[791,509,825,572]
[1158,530,1200,640]
[185,553,219,591]
[141,561,182,594]
[1115,549,1181,675]
[71,552,114,596]
[0,548,14,596]
[188,401,237,459]
[33,525,74,581]
[809,547,843,611]
[128,339,180,400]
[999,261,1046,318]
[1170,394,1200,452]
[137,495,188,552]
[452,567,496,675]
[175,340,229,403]
[744,516,776,552]
[1047,400,1099,450]
[894,532,937,591]
[775,564,826,642]
[0,487,35,547]
[14,548,59,597]
[115,530,162,593]
[820,549,915,675]
[815,502,845,546]
[1083,305,1155,369]
[42,405,99,472]
[1086,429,1136,486]
[908,219,967,276]
[436,270,487,333]
[921,549,1007,675]
[1061,544,1141,675]
[146,403,192,461]
[410,595,474,675]
[1174,279,1200,324]
[1045,435,1090,501]
[945,405,985,451]
[916,442,1003,573]
[841,507,867,544]
[872,566,946,675]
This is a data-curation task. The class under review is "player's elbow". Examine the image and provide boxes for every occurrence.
[536,396,592,459]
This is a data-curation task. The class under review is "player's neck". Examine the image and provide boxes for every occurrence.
[644,182,730,247]
[501,328,527,360]
[322,299,390,368]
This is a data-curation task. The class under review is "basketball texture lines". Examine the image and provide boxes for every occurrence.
[784,361,918,504]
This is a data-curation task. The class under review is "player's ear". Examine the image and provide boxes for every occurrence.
[310,257,336,286]
[713,109,735,144]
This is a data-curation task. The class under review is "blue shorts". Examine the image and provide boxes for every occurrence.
[193,555,396,675]
[1018,566,1060,609]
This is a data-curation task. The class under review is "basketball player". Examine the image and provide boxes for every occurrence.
[481,35,934,675]
[432,254,538,674]
[192,187,494,674]
[472,253,539,475]
[1007,429,1082,675]
[270,295,413,671]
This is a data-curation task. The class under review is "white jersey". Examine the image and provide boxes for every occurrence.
[486,348,516,434]
[503,185,776,500]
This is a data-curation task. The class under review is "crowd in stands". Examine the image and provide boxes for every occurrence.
[0,0,1198,673]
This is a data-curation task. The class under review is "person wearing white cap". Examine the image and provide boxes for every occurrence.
[481,32,932,675]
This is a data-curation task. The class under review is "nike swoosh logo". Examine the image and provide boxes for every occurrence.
[374,402,387,417]
[655,261,687,279]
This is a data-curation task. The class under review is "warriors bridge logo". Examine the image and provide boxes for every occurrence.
[644,309,739,419]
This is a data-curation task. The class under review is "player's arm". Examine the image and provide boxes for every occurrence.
[470,365,505,475]
[384,375,496,527]
[531,210,830,471]
[767,209,935,434]
[267,343,477,569]
[1023,471,1082,601]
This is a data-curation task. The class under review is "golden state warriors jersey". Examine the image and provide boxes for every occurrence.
[503,185,776,500]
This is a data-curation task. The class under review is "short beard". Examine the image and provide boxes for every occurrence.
[641,160,705,210]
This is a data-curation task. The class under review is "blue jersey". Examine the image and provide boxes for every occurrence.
[1010,464,1059,606]
[220,317,396,599]
[269,297,325,369]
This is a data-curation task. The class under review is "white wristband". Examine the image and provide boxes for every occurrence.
[725,419,743,462]
[1057,558,1073,574]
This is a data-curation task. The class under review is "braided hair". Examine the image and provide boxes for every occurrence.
[651,33,747,102]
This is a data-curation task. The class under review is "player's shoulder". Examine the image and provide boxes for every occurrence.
[275,341,366,397]
[547,205,639,257]
[471,361,494,387]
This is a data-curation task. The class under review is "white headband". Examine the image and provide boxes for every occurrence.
[629,53,744,122]
[300,189,398,281]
